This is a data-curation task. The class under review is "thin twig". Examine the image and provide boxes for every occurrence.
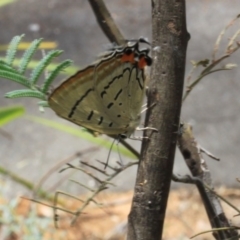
[70,161,137,225]
[183,15,240,102]
[200,147,220,161]
[213,14,240,61]
[33,147,99,196]
[21,196,76,215]
[66,164,104,184]
[69,179,95,192]
[81,161,109,176]
[119,138,140,159]
[88,0,125,45]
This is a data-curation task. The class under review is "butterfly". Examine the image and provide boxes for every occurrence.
[48,39,152,137]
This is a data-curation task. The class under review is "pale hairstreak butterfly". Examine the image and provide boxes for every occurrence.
[48,39,152,137]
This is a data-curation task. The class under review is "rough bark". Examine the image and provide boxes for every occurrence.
[176,123,239,239]
[127,0,189,239]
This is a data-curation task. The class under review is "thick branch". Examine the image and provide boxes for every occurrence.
[127,1,189,239]
[177,123,238,239]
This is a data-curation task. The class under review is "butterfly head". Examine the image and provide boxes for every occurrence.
[121,38,152,69]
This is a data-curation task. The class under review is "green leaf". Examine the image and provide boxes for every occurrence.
[29,50,63,84]
[0,106,25,127]
[42,60,72,93]
[0,57,78,76]
[18,38,43,74]
[5,89,46,99]
[5,35,24,65]
[0,70,30,87]
[26,115,137,159]
[0,61,19,73]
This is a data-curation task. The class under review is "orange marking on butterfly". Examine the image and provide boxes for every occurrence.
[138,56,148,69]
[121,53,135,64]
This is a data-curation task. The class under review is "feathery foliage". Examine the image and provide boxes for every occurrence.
[0,35,72,108]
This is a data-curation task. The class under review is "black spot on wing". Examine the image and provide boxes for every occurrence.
[114,89,123,101]
[107,102,114,109]
[68,88,93,118]
[103,68,131,91]
[98,116,103,125]
[101,91,107,98]
[87,110,94,120]
[136,69,144,90]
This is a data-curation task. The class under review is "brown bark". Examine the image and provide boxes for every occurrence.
[127,0,189,239]
[176,123,238,239]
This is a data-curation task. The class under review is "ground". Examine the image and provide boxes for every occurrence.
[1,187,240,240]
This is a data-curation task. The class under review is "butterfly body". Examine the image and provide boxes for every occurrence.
[48,40,152,136]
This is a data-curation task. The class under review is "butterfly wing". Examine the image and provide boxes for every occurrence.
[125,66,145,121]
[48,57,142,135]
[49,44,149,136]
[94,58,145,135]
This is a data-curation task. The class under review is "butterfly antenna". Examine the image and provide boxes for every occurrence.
[104,137,116,169]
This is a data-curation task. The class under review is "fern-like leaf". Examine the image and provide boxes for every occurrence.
[42,60,72,93]
[1,35,73,109]
[18,38,43,74]
[5,89,46,100]
[5,35,24,66]
[0,60,19,74]
[29,50,63,85]
[0,70,30,88]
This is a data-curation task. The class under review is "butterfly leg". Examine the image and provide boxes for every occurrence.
[129,135,150,141]
[141,102,156,114]
[129,127,158,140]
[136,126,158,132]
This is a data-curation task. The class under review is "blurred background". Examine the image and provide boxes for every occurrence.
[1,0,240,200]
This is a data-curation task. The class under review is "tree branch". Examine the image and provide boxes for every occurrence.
[88,0,125,45]
[177,123,238,240]
[127,0,189,239]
